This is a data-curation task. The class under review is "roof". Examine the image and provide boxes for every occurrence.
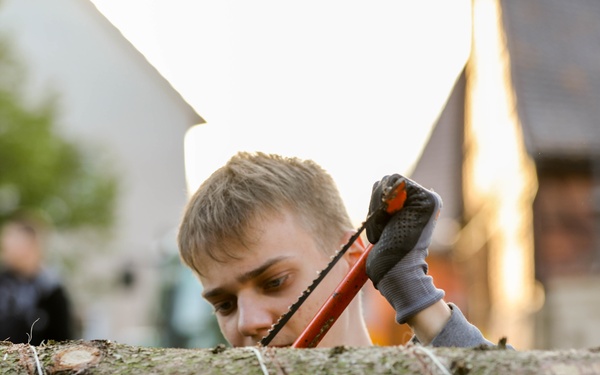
[0,0,204,126]
[501,0,600,161]
[410,71,466,222]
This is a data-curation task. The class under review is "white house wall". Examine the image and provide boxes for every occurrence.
[0,0,203,345]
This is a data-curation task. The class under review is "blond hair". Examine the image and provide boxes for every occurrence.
[178,152,352,275]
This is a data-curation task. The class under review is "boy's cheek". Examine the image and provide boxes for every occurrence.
[217,317,237,346]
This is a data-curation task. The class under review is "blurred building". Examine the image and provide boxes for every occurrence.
[408,0,600,350]
[0,0,204,345]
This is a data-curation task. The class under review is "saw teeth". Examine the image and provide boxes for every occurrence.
[260,193,402,347]
[259,225,364,346]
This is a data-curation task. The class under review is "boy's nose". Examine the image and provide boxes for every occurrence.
[237,296,274,339]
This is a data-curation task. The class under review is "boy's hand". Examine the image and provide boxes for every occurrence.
[365,174,445,324]
[365,174,404,245]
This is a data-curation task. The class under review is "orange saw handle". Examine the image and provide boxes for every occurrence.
[293,179,407,348]
[292,242,374,348]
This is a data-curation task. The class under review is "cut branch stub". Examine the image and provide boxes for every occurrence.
[50,343,102,373]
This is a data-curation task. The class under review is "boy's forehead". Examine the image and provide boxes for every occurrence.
[190,233,268,278]
[192,244,245,279]
[193,210,323,280]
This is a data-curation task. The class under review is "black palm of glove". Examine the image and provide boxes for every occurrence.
[365,174,444,323]
[365,174,441,285]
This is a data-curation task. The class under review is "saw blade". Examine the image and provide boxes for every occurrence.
[258,225,366,347]
[259,178,407,347]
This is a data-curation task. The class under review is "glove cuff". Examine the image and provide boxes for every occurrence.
[375,260,445,324]
[428,303,495,347]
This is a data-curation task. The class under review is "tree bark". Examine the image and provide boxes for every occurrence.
[2,340,600,375]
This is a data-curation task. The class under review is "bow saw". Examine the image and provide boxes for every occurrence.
[259,178,407,348]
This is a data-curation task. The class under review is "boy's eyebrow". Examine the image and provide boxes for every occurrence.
[202,255,293,299]
[237,255,293,284]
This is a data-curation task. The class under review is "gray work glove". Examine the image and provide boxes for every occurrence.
[365,174,444,324]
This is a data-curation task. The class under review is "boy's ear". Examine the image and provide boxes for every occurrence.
[340,231,366,267]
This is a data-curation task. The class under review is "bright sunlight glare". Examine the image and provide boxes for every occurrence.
[89,1,472,223]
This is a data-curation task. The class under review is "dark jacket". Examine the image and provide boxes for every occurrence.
[0,267,72,344]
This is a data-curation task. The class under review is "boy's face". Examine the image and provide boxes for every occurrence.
[197,209,360,347]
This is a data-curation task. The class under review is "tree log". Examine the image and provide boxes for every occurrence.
[2,340,600,374]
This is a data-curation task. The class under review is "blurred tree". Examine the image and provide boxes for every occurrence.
[0,34,118,230]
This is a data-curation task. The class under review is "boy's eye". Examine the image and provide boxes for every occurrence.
[264,274,289,291]
[214,300,236,315]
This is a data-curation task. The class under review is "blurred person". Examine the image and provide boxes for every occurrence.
[0,213,73,344]
[178,152,505,348]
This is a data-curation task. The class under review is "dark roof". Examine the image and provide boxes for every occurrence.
[501,0,600,161]
[409,71,465,222]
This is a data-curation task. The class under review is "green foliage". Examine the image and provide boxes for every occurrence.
[0,37,118,230]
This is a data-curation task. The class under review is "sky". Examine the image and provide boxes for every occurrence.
[88,0,471,223]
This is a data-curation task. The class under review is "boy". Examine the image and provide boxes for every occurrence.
[178,152,495,348]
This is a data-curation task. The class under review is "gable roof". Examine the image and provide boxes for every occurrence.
[412,0,600,224]
[0,0,204,126]
[410,71,466,222]
[501,0,600,162]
